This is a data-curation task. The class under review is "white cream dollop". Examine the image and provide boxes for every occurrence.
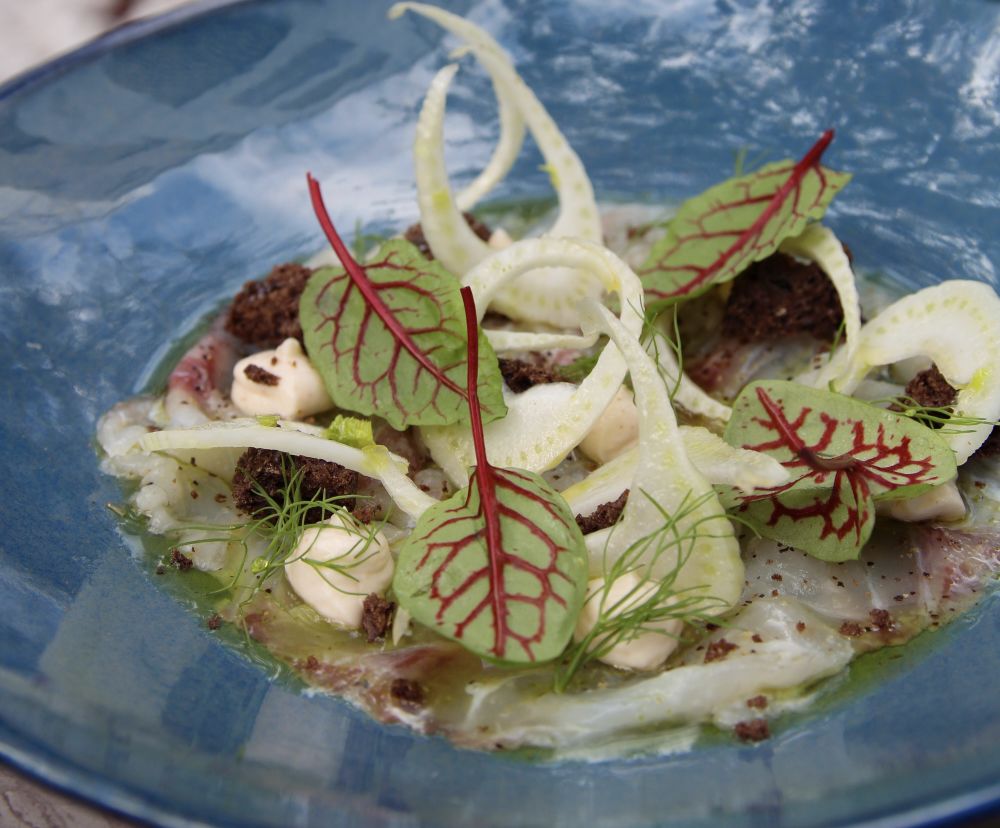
[573,571,683,672]
[578,387,640,465]
[231,338,332,420]
[284,511,394,628]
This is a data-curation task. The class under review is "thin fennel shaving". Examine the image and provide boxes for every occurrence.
[798,280,1000,463]
[579,299,744,608]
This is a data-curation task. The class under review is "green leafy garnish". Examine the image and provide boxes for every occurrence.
[393,288,589,664]
[324,414,375,448]
[301,175,507,430]
[639,130,850,305]
[723,381,957,561]
[255,414,279,427]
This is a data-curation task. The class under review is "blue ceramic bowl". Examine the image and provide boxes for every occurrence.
[2,1,999,825]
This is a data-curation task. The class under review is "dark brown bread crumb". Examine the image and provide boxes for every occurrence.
[389,678,426,711]
[734,719,771,743]
[839,621,863,637]
[704,638,739,663]
[225,262,313,349]
[361,594,395,643]
[171,549,193,571]
[575,490,629,535]
[746,695,768,710]
[722,251,845,343]
[231,447,359,524]
[207,614,223,630]
[904,365,958,409]
[244,364,280,386]
[404,213,492,260]
[796,621,806,633]
[498,358,559,393]
[751,633,763,643]
[869,608,893,631]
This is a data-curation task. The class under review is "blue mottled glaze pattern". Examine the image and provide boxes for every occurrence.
[1,1,999,825]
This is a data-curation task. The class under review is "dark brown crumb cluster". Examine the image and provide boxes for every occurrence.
[722,251,845,343]
[869,608,893,631]
[389,678,426,711]
[225,262,313,349]
[243,364,280,386]
[404,213,492,260]
[746,695,768,710]
[170,548,193,571]
[575,490,629,535]
[704,638,739,663]
[361,594,395,643]
[231,447,359,524]
[498,358,559,393]
[904,365,958,409]
[734,719,771,743]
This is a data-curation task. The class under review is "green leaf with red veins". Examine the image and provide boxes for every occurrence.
[723,381,957,562]
[393,288,588,664]
[639,131,851,304]
[300,176,506,430]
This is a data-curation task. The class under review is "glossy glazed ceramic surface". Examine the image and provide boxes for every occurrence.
[1,1,999,825]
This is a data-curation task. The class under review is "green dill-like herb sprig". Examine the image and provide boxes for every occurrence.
[554,489,731,692]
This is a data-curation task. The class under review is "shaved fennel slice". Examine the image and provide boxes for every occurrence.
[779,222,861,373]
[421,239,641,484]
[461,598,851,750]
[583,301,743,606]
[395,2,603,327]
[652,337,732,422]
[802,280,1000,463]
[562,431,789,518]
[485,328,598,354]
[390,3,524,213]
[140,419,436,521]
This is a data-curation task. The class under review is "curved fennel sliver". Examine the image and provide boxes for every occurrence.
[396,3,604,326]
[389,2,525,214]
[779,222,861,375]
[139,419,437,521]
[801,280,1000,464]
[651,334,732,423]
[484,328,598,354]
[561,430,790,519]
[421,238,641,484]
[581,300,744,608]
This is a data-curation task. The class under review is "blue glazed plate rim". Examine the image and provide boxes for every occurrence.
[1,2,998,826]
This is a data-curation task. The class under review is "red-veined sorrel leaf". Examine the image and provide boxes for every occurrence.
[723,381,956,561]
[300,175,506,430]
[639,131,851,304]
[393,288,588,663]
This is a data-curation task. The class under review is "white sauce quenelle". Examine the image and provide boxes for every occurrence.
[574,572,683,671]
[284,511,394,629]
[231,338,332,420]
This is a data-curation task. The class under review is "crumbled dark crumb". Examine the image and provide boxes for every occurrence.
[796,621,806,633]
[704,638,739,663]
[904,365,957,410]
[839,621,863,637]
[352,501,380,525]
[404,213,492,260]
[722,251,845,343]
[705,623,720,632]
[746,695,768,710]
[207,614,223,630]
[214,493,227,503]
[189,490,199,500]
[869,608,893,631]
[361,594,395,643]
[498,358,559,393]
[390,678,426,711]
[232,448,359,524]
[225,262,313,349]
[244,364,280,386]
[304,655,320,671]
[771,573,783,581]
[751,633,763,643]
[171,549,193,571]
[575,490,629,535]
[155,564,166,576]
[734,719,771,743]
